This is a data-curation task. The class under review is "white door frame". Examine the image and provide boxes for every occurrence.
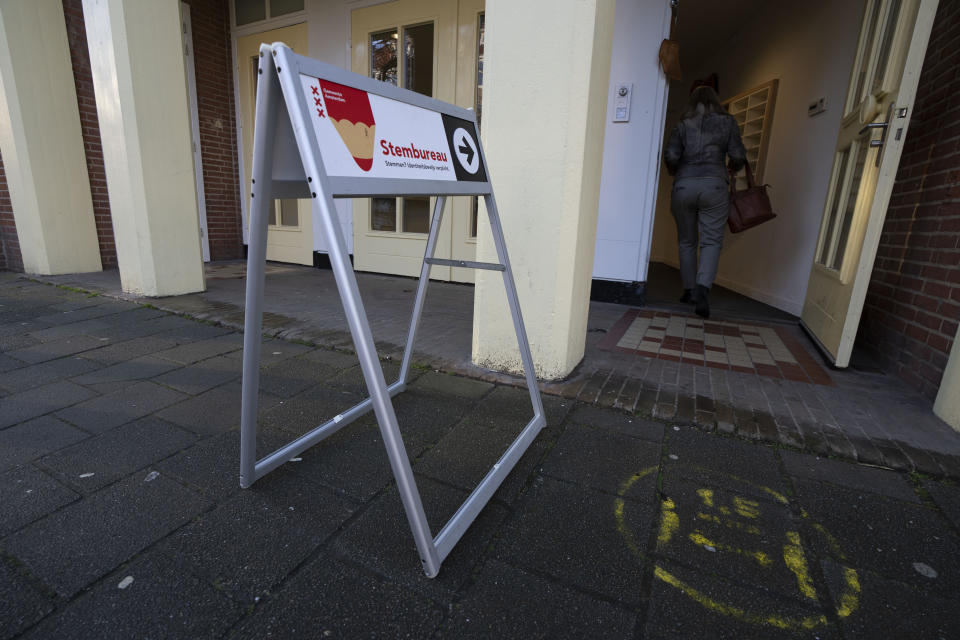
[181,2,210,262]
[633,0,672,283]
[228,0,310,249]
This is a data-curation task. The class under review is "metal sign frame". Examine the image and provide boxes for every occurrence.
[239,43,545,578]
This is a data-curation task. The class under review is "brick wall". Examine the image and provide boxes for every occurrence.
[62,0,116,268]
[184,0,244,261]
[0,0,243,273]
[0,154,22,272]
[859,0,960,399]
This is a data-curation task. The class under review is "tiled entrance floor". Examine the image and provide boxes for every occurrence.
[598,309,834,385]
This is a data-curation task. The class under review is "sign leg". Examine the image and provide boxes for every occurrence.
[483,193,545,419]
[240,50,281,489]
[399,196,447,385]
[312,185,442,576]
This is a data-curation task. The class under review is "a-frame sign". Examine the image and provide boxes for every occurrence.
[239,43,545,578]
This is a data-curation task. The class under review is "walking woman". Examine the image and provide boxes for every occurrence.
[664,83,747,318]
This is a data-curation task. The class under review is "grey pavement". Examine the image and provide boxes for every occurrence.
[2,268,960,638]
[38,260,960,478]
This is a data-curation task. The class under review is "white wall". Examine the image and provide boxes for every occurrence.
[649,0,864,315]
[592,0,672,282]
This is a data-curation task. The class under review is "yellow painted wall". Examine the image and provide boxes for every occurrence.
[934,327,960,432]
[83,0,204,296]
[0,0,101,275]
[472,0,614,379]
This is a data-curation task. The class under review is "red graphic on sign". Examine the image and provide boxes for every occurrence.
[318,80,376,171]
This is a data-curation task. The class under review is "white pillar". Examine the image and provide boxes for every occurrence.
[472,0,614,379]
[82,0,204,296]
[0,0,102,275]
[934,325,960,432]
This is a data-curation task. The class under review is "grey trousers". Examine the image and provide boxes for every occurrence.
[670,176,729,290]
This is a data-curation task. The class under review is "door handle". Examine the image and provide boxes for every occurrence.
[858,122,888,135]
[859,122,888,148]
[860,104,896,166]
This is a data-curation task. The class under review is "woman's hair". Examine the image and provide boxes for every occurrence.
[682,86,725,120]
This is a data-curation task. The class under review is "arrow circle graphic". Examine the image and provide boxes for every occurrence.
[452,128,480,174]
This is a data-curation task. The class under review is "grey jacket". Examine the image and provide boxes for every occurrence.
[664,108,747,181]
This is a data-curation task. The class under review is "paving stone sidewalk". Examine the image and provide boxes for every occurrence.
[3,273,960,638]
[37,262,960,479]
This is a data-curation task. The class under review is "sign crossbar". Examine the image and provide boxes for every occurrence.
[239,43,545,578]
[423,257,505,271]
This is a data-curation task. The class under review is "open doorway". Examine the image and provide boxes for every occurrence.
[645,0,866,325]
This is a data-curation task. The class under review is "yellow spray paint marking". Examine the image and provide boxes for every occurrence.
[613,468,660,556]
[686,488,771,569]
[658,498,679,546]
[733,496,761,519]
[614,467,861,630]
[688,531,773,567]
[836,567,861,618]
[654,565,829,631]
[811,519,850,561]
[809,518,861,617]
[697,488,714,507]
[783,531,817,600]
[697,512,762,535]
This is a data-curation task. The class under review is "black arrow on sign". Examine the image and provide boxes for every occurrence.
[458,140,475,165]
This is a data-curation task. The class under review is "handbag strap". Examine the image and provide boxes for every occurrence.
[669,1,678,40]
[729,162,757,195]
[743,162,756,188]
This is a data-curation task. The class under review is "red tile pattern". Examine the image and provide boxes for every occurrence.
[598,309,834,385]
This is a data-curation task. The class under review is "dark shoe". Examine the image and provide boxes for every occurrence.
[694,285,710,318]
[679,289,693,303]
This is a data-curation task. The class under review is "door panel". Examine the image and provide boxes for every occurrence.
[350,0,484,282]
[182,3,209,262]
[801,0,938,367]
[451,0,484,283]
[237,24,313,265]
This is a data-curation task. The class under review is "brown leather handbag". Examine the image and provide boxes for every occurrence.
[727,163,777,233]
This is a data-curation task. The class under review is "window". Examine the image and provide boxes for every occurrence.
[235,0,304,27]
[368,22,435,234]
[370,29,398,85]
[815,141,869,271]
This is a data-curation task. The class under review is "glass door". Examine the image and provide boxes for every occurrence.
[801,0,938,366]
[350,0,484,282]
[236,23,313,265]
[450,0,485,283]
[368,23,435,240]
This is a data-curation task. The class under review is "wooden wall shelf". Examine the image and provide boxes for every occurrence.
[723,79,779,188]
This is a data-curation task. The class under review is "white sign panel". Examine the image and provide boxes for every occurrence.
[298,74,486,184]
